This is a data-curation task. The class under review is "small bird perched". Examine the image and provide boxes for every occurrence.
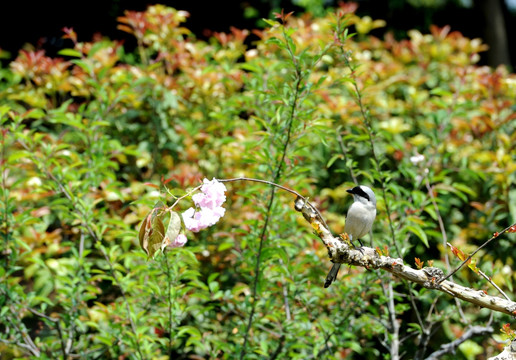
[324,185,377,288]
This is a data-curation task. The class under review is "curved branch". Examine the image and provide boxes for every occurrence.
[425,325,494,360]
[294,198,516,316]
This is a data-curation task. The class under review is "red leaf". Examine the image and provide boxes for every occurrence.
[273,9,294,22]
[62,27,77,42]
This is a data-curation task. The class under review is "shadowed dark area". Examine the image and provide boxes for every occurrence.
[1,1,514,67]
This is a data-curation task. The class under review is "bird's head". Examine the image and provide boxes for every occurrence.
[347,185,376,207]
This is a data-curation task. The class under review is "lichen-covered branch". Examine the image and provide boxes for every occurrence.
[295,197,516,316]
[487,341,516,360]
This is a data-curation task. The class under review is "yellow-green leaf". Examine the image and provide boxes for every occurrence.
[58,48,83,58]
[164,211,181,246]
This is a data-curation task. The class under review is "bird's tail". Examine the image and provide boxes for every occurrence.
[324,263,341,288]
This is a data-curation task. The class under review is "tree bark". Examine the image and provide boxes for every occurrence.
[475,0,512,67]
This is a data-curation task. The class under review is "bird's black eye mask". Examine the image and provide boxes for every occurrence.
[348,186,370,201]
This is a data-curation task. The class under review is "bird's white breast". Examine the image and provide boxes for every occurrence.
[344,202,376,240]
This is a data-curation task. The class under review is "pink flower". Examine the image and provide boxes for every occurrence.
[182,178,227,233]
[182,206,225,232]
[199,206,225,226]
[182,207,205,232]
[192,178,227,210]
[169,234,188,248]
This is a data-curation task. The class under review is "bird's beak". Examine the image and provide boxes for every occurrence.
[346,188,354,195]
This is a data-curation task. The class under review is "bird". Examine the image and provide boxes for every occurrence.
[324,185,377,288]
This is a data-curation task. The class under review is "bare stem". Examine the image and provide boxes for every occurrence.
[341,53,400,257]
[387,282,400,360]
[1,126,10,271]
[440,222,516,283]
[164,252,175,358]
[477,268,511,301]
[240,24,303,358]
[336,130,358,185]
[425,177,467,322]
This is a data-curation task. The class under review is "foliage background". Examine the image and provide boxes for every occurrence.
[1,0,515,69]
[1,3,516,359]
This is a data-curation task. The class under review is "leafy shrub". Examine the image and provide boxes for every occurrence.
[1,4,515,359]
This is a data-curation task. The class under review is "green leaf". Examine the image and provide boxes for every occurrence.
[261,247,277,262]
[240,63,261,73]
[326,154,343,168]
[429,88,452,97]
[423,205,438,221]
[8,150,32,163]
[25,108,46,119]
[58,49,82,58]
[262,19,279,27]
[265,37,285,49]
[452,183,477,198]
[0,105,10,118]
[217,241,234,252]
[209,281,219,293]
[177,325,201,339]
[406,225,429,247]
[207,272,219,284]
[71,59,92,73]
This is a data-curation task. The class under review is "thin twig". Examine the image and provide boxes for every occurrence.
[440,222,516,283]
[356,84,400,257]
[279,259,292,321]
[339,40,405,359]
[238,176,286,358]
[338,47,401,258]
[4,308,41,357]
[425,177,467,322]
[1,125,9,272]
[387,282,400,360]
[425,179,450,270]
[336,130,358,185]
[239,27,302,358]
[0,337,40,358]
[477,268,511,301]
[0,288,41,357]
[269,334,286,360]
[164,252,175,359]
[296,292,333,357]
